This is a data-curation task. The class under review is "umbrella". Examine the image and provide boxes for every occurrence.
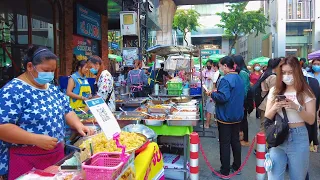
[308,50,320,60]
[208,54,226,62]
[193,57,200,65]
[248,57,270,66]
[108,54,122,62]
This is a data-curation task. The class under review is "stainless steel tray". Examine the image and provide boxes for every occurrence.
[171,111,199,116]
[148,107,170,114]
[143,113,166,126]
[144,120,164,126]
[166,115,199,126]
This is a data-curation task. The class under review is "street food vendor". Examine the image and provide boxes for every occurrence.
[87,55,116,112]
[127,60,148,97]
[0,46,94,180]
[66,60,91,113]
[148,63,172,87]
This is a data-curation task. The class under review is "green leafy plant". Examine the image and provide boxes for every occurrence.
[173,9,200,46]
[216,2,269,54]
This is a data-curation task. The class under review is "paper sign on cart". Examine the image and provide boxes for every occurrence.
[85,98,121,139]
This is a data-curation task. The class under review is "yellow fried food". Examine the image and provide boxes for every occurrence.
[149,105,165,109]
[79,132,146,153]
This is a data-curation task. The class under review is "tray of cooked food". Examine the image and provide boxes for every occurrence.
[124,98,148,107]
[175,100,198,106]
[143,113,166,126]
[148,104,171,113]
[76,132,148,161]
[170,97,191,103]
[166,115,200,126]
[171,107,199,116]
[135,107,148,112]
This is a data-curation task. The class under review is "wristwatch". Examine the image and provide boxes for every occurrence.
[297,105,303,113]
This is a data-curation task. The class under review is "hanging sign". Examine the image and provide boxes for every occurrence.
[76,4,101,40]
[85,98,120,139]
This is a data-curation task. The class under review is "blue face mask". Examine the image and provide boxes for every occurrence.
[32,66,54,85]
[90,68,98,75]
[254,66,261,71]
[312,65,320,72]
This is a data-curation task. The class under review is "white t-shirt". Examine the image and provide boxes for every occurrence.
[268,87,314,123]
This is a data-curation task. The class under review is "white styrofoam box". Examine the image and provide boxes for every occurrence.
[163,153,189,180]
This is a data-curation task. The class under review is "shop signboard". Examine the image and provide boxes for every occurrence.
[85,98,121,139]
[122,47,138,67]
[120,11,138,36]
[201,49,221,58]
[111,42,119,50]
[76,4,101,40]
[73,35,99,61]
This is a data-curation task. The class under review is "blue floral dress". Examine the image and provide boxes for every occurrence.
[0,78,72,175]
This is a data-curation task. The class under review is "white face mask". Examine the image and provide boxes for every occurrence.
[282,75,294,85]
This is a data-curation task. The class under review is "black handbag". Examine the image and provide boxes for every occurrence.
[264,107,289,148]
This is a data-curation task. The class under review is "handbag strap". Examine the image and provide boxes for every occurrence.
[281,107,289,123]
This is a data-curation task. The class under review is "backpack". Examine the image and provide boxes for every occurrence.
[252,72,276,108]
[240,70,254,114]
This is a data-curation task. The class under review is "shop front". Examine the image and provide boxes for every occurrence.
[0,0,110,87]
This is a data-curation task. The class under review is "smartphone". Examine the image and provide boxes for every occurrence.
[276,95,286,101]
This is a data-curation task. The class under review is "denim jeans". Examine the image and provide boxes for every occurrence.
[267,126,309,180]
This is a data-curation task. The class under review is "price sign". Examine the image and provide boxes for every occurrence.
[85,98,121,139]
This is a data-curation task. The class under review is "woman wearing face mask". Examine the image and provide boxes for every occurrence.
[201,60,219,129]
[87,56,116,112]
[66,60,91,113]
[0,46,94,180]
[207,56,245,177]
[265,56,316,180]
[127,59,148,97]
[308,59,320,84]
[250,63,262,86]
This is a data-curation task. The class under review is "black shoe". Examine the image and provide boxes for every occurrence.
[230,167,241,175]
[212,171,230,180]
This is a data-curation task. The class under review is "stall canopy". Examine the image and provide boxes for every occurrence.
[208,54,226,63]
[248,56,270,66]
[147,45,197,56]
[108,54,122,62]
[308,50,320,60]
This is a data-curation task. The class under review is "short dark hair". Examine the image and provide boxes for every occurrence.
[206,60,214,65]
[23,45,58,68]
[300,58,306,63]
[220,56,234,69]
[87,55,102,65]
[212,62,218,67]
[76,60,87,71]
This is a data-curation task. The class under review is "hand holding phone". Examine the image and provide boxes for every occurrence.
[276,95,286,102]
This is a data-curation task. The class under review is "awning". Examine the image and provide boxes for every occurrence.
[147,45,198,56]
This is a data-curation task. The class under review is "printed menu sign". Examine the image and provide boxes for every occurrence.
[85,98,120,139]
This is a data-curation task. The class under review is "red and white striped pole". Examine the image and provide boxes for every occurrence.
[190,132,199,180]
[256,132,266,180]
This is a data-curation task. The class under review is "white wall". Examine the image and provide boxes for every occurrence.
[313,0,320,51]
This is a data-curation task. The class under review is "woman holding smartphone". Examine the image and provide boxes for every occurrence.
[265,56,316,180]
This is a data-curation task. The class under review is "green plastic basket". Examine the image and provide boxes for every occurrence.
[167,88,183,96]
[167,82,183,90]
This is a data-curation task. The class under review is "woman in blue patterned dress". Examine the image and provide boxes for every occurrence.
[0,46,94,180]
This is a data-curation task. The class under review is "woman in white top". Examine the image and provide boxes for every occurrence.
[265,56,316,180]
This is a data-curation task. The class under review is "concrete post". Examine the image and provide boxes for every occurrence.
[274,0,286,57]
[156,0,177,45]
[313,0,320,51]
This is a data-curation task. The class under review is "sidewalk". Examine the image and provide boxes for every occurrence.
[197,111,320,180]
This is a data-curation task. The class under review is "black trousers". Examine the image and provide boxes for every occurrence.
[218,122,242,175]
[240,108,249,142]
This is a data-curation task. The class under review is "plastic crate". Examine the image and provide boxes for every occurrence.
[167,88,183,96]
[190,87,202,95]
[167,82,183,90]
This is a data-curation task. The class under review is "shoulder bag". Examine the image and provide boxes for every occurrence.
[264,107,289,148]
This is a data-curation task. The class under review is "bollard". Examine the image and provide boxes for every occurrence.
[256,133,266,180]
[190,132,199,180]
